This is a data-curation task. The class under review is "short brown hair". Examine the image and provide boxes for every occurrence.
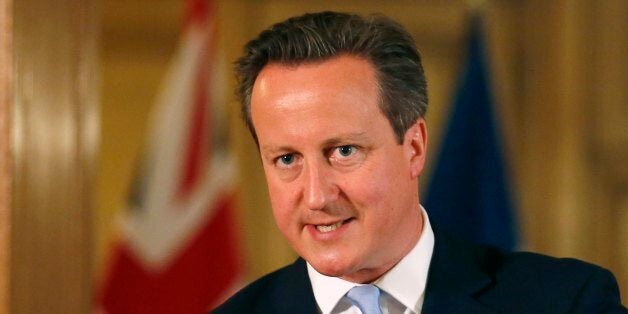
[235,11,428,144]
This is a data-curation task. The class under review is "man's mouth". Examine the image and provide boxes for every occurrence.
[314,218,353,233]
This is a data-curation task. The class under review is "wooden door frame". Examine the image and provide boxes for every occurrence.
[0,0,12,312]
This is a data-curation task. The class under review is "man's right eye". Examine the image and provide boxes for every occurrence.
[277,154,295,166]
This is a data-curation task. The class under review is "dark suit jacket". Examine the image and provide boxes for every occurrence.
[213,231,626,313]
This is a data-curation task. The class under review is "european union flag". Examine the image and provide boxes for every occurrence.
[425,17,518,251]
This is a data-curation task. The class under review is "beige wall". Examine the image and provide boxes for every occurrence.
[514,0,628,295]
[96,0,626,304]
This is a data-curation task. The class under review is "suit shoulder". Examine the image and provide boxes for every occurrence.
[212,258,316,314]
[481,249,625,312]
[211,264,294,313]
[498,251,611,283]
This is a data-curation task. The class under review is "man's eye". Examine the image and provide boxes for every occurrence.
[329,145,364,169]
[336,145,356,157]
[329,145,358,160]
[278,154,295,165]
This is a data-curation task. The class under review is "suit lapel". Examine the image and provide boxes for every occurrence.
[422,229,500,314]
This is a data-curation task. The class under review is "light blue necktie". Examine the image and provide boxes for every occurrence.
[346,285,382,314]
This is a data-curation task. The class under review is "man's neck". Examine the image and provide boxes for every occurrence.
[307,205,434,314]
[341,206,423,283]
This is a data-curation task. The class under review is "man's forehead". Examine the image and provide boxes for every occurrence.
[251,54,392,153]
[252,56,379,106]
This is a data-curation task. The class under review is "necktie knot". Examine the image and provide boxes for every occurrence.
[346,285,382,314]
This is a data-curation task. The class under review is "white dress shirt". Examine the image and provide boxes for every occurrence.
[307,206,435,314]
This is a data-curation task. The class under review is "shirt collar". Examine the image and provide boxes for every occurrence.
[307,206,435,314]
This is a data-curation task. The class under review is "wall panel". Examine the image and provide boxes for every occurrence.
[0,0,12,312]
[11,0,97,312]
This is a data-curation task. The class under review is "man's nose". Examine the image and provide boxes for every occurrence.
[302,162,338,210]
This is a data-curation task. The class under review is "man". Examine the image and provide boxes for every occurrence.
[214,11,625,313]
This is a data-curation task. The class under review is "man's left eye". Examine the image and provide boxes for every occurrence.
[331,145,358,158]
[329,145,365,168]
[337,145,355,157]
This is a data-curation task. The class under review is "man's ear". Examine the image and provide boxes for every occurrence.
[404,118,427,179]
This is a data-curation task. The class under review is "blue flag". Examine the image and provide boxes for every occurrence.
[425,17,517,251]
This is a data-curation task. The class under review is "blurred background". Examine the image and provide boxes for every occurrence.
[1,0,627,312]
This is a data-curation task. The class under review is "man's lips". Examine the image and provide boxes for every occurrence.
[307,218,355,233]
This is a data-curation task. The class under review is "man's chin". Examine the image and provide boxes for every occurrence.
[308,256,389,283]
[308,259,354,278]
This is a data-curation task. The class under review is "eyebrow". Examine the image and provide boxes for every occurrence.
[260,132,370,156]
[259,145,292,157]
[321,132,369,147]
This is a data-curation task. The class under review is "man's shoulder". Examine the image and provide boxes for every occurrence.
[494,249,617,292]
[212,265,288,313]
[483,245,601,278]
[436,231,620,287]
[212,258,317,314]
[473,243,624,312]
[427,233,625,312]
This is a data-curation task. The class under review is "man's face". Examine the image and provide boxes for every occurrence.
[251,55,427,283]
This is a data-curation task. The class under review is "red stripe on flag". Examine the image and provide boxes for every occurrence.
[99,194,241,313]
[177,6,218,200]
[184,0,213,29]
[177,61,209,198]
